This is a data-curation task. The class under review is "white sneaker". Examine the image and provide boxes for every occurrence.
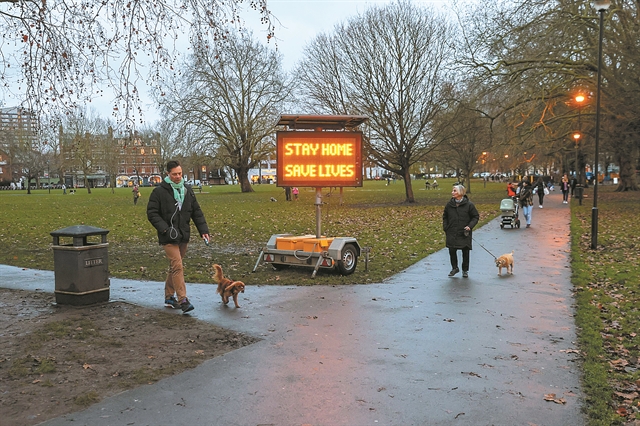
[539,205,543,208]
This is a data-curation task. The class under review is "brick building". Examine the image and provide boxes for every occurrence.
[59,127,163,187]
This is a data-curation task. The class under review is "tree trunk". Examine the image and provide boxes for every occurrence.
[616,153,639,192]
[84,176,92,194]
[237,168,254,193]
[403,169,415,203]
[464,176,472,194]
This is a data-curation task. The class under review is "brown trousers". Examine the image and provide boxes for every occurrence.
[163,243,188,301]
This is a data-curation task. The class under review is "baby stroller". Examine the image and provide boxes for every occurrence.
[500,197,520,229]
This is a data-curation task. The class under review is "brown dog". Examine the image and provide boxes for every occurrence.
[213,264,245,308]
[495,251,514,276]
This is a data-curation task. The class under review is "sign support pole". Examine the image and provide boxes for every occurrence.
[315,187,323,238]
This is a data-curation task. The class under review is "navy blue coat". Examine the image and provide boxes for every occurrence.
[147,181,209,245]
[442,196,479,249]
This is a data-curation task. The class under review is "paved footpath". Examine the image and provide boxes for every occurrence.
[1,192,585,426]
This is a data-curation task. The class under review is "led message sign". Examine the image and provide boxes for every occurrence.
[276,131,362,187]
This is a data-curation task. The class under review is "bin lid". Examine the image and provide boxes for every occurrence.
[50,225,110,238]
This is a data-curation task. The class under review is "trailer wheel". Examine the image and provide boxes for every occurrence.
[271,263,289,271]
[337,244,358,275]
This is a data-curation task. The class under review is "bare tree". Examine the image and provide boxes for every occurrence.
[154,119,183,171]
[456,0,639,190]
[1,0,274,127]
[58,108,110,193]
[12,136,48,194]
[161,30,291,192]
[296,0,455,203]
[98,126,120,192]
[434,95,493,193]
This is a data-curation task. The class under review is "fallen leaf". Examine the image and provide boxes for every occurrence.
[614,391,639,400]
[543,393,566,404]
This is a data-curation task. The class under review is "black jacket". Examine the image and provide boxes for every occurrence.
[518,185,534,207]
[442,196,479,249]
[147,181,209,245]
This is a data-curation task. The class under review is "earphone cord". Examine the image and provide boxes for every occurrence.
[168,203,179,240]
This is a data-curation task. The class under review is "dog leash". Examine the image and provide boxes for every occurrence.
[472,236,497,260]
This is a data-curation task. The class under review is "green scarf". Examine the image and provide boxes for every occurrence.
[164,176,185,208]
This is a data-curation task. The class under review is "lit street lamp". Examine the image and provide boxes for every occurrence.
[591,0,610,250]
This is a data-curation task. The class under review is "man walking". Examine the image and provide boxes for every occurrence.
[147,160,210,313]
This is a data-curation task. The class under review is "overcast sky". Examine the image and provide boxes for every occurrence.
[133,0,449,124]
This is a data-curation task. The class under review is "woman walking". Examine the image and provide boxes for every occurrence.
[442,184,479,278]
[560,174,570,204]
[519,180,534,228]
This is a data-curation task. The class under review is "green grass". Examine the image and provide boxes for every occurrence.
[74,391,100,406]
[0,178,502,285]
[570,187,640,426]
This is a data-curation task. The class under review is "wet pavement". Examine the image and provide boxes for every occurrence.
[1,192,585,426]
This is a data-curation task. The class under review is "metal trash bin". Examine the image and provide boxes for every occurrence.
[574,185,584,206]
[50,225,110,305]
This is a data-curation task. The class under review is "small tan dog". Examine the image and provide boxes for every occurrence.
[495,251,514,276]
[213,264,245,308]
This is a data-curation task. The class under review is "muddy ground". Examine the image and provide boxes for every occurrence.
[0,288,259,426]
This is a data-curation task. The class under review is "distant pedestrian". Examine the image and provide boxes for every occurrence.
[442,184,479,278]
[132,185,140,205]
[519,180,534,228]
[285,186,292,201]
[62,184,66,195]
[560,174,570,204]
[534,177,546,208]
[292,187,299,201]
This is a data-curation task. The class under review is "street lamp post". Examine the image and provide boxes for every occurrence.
[573,131,583,205]
[591,0,610,250]
[574,94,585,186]
[47,161,51,194]
[482,152,488,188]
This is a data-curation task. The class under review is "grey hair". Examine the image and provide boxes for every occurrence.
[453,184,466,196]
